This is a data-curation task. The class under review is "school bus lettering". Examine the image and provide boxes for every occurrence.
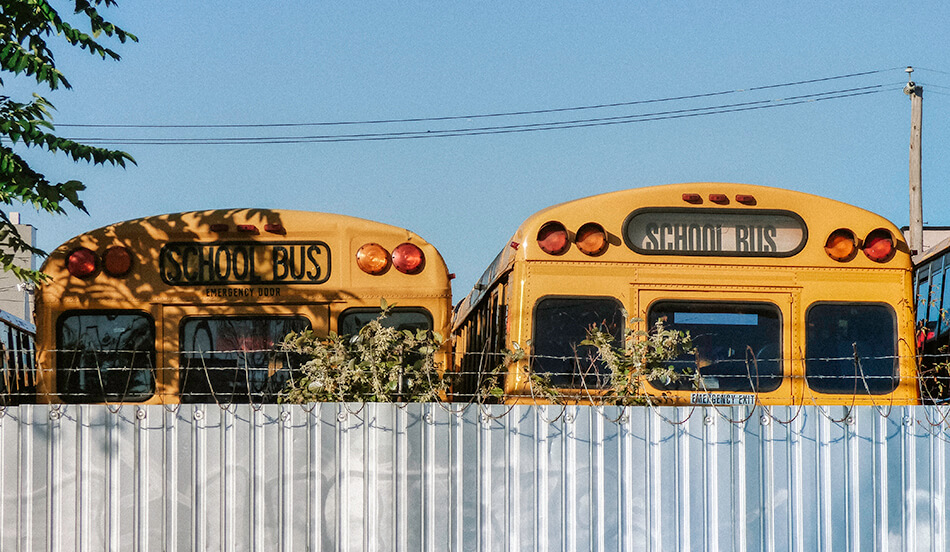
[734,224,778,252]
[625,208,805,257]
[160,241,330,285]
[644,222,723,252]
[272,244,324,282]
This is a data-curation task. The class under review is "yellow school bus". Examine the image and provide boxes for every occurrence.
[452,183,918,405]
[33,209,452,404]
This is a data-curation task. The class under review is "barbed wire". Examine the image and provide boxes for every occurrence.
[6,346,950,431]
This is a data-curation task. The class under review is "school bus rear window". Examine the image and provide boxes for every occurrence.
[805,303,898,394]
[179,315,311,403]
[56,311,155,403]
[647,301,782,393]
[532,297,625,388]
[338,308,433,335]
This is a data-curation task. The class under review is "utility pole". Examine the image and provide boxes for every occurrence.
[905,66,923,255]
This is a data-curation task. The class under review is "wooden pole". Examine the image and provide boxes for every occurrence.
[905,67,923,255]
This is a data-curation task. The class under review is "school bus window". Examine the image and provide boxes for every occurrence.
[928,256,945,333]
[916,270,930,326]
[179,316,311,403]
[532,297,624,388]
[0,326,8,395]
[805,303,897,394]
[940,260,950,336]
[647,302,782,393]
[56,311,155,402]
[338,308,433,335]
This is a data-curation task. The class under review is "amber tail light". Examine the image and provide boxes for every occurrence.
[356,243,391,275]
[824,229,857,262]
[103,246,132,276]
[575,223,608,256]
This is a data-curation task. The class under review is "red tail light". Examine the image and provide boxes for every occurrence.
[537,221,570,255]
[356,243,390,275]
[103,246,132,276]
[575,222,608,256]
[392,243,425,274]
[67,248,97,278]
[863,229,895,262]
[824,229,857,262]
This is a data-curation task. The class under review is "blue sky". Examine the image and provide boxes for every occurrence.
[10,1,950,295]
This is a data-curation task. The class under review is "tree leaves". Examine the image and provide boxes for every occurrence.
[584,318,696,405]
[0,0,136,282]
[278,306,448,404]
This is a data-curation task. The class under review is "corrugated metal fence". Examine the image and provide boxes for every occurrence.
[1,403,948,551]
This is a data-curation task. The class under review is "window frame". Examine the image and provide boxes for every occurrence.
[337,307,434,335]
[530,295,626,389]
[804,301,899,395]
[178,314,312,403]
[55,309,157,403]
[645,300,784,393]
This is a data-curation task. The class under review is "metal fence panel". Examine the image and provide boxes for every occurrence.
[0,404,948,551]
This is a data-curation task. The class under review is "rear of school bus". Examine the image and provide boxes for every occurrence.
[455,183,918,406]
[34,209,452,404]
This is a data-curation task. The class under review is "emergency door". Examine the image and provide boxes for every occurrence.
[634,287,798,406]
[161,303,329,403]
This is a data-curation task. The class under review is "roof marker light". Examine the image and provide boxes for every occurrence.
[682,193,702,204]
[709,194,729,204]
[735,194,756,205]
[236,224,259,234]
[264,223,286,235]
[210,223,229,232]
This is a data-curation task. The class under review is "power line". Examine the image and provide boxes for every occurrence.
[66,85,898,146]
[916,67,950,77]
[56,68,902,130]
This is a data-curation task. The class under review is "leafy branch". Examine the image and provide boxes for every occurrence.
[476,341,562,404]
[0,0,136,281]
[278,303,447,404]
[582,317,696,405]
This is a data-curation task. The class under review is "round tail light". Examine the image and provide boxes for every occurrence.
[356,243,390,275]
[575,222,608,256]
[67,248,98,278]
[103,246,132,276]
[863,229,895,262]
[392,243,425,274]
[824,229,857,262]
[537,221,570,255]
